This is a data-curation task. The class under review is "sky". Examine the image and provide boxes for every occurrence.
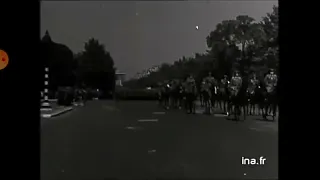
[41,0,278,78]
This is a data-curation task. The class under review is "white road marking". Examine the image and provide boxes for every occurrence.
[125,126,143,130]
[148,149,156,154]
[137,119,158,122]
[249,127,262,131]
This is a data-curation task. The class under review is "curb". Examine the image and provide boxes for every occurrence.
[41,107,73,118]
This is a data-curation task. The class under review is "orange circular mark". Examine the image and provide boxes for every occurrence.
[0,49,9,70]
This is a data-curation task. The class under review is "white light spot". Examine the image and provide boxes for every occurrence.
[244,173,246,175]
[196,26,199,30]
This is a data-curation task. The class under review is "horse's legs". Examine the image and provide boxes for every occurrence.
[263,102,269,120]
[243,105,246,121]
[192,96,196,114]
[251,103,255,115]
[207,99,211,114]
[272,101,277,121]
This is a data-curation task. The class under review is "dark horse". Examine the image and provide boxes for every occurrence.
[218,81,229,114]
[201,82,212,114]
[210,81,219,109]
[170,81,184,109]
[247,82,265,116]
[263,82,278,121]
[228,79,249,121]
[161,84,171,110]
[185,84,197,114]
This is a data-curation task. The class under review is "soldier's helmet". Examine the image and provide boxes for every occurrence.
[269,68,275,73]
[233,70,240,76]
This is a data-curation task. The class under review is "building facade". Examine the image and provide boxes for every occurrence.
[115,70,126,86]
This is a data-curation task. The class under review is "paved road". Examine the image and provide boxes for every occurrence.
[41,100,278,180]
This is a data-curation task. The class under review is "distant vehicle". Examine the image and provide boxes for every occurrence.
[146,87,152,90]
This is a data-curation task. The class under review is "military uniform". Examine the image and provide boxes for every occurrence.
[229,72,242,95]
[219,76,229,94]
[185,77,196,94]
[248,75,260,94]
[264,70,278,93]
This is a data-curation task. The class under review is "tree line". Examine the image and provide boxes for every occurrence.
[40,31,116,94]
[124,5,278,89]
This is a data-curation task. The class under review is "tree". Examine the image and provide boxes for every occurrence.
[41,30,76,91]
[124,6,278,88]
[261,5,279,70]
[76,38,116,92]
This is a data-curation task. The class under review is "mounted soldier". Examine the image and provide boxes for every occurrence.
[247,71,261,115]
[184,74,197,114]
[162,80,171,109]
[264,68,278,94]
[170,79,182,109]
[227,70,243,116]
[228,70,242,98]
[218,74,230,114]
[263,68,278,120]
[205,72,218,109]
[157,82,163,106]
[248,71,260,95]
[201,78,212,114]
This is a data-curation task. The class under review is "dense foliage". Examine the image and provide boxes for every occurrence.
[124,6,278,88]
[41,31,116,94]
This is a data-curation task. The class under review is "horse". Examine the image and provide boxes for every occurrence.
[161,84,171,110]
[247,82,265,116]
[209,80,219,109]
[185,83,198,114]
[170,81,183,109]
[201,82,212,114]
[199,86,205,107]
[217,81,229,114]
[227,79,248,121]
[263,83,278,121]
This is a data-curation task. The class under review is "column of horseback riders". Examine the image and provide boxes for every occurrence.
[157,68,278,121]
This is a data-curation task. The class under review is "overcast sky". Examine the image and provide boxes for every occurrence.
[41,0,278,78]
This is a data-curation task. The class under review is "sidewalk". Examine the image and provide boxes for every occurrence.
[41,102,73,118]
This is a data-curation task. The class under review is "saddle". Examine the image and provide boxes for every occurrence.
[229,86,239,96]
[266,86,275,93]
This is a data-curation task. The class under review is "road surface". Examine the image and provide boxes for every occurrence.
[41,100,278,180]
